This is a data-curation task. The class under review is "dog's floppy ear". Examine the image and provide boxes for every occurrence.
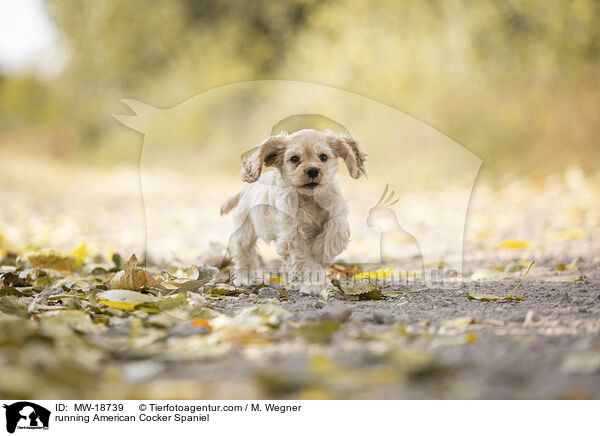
[327,133,367,179]
[240,133,288,183]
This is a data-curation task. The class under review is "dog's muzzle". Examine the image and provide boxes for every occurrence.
[305,167,319,179]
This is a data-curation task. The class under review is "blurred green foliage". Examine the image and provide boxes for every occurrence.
[0,0,599,175]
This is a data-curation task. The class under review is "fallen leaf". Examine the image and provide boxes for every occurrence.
[497,240,531,249]
[0,272,30,287]
[135,292,190,314]
[165,264,200,279]
[554,228,584,241]
[327,264,361,278]
[202,283,239,296]
[554,257,580,272]
[39,310,106,336]
[97,289,156,311]
[468,293,523,302]
[308,354,337,376]
[155,334,231,361]
[0,286,28,297]
[545,276,584,282]
[197,264,219,282]
[24,249,75,272]
[170,321,212,337]
[191,318,213,332]
[389,348,437,374]
[441,317,475,327]
[465,332,478,343]
[70,243,88,268]
[296,321,342,344]
[331,279,384,300]
[162,278,205,292]
[468,261,534,302]
[230,304,294,330]
[0,296,29,317]
[351,265,393,280]
[108,254,160,290]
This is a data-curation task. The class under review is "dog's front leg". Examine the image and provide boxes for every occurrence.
[281,234,332,297]
[311,215,351,265]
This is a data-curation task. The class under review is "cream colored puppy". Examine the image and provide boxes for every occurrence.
[220,129,367,296]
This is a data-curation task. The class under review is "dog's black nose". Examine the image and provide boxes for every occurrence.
[305,167,319,179]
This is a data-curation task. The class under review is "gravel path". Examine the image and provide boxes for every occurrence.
[2,156,599,399]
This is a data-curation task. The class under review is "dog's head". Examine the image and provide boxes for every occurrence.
[241,129,367,193]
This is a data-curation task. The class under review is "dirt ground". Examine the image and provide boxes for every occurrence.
[1,155,599,399]
[147,258,600,400]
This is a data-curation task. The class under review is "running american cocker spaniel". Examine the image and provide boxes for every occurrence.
[220,129,367,296]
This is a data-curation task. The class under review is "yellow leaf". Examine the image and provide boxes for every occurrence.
[497,240,531,249]
[441,317,475,327]
[96,289,156,311]
[268,276,284,283]
[465,332,478,343]
[308,355,336,376]
[71,243,88,268]
[425,261,449,268]
[469,261,534,301]
[99,300,138,311]
[351,265,393,280]
[555,229,584,241]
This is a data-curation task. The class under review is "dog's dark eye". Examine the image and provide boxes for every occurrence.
[319,154,328,162]
[290,156,300,163]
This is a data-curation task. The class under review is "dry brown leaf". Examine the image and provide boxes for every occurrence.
[108,254,160,290]
[25,249,75,272]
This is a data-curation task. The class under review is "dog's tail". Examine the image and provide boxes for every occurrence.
[220,192,241,216]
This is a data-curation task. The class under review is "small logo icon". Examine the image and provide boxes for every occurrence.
[3,402,50,434]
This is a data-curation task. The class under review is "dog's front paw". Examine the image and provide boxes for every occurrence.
[299,282,334,299]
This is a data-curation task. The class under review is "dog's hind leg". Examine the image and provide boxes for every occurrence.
[229,216,261,286]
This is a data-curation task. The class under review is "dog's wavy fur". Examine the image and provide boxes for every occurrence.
[221,129,367,295]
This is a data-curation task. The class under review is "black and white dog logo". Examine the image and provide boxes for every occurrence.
[3,402,50,433]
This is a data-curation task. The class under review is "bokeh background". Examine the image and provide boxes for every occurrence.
[2,0,599,169]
